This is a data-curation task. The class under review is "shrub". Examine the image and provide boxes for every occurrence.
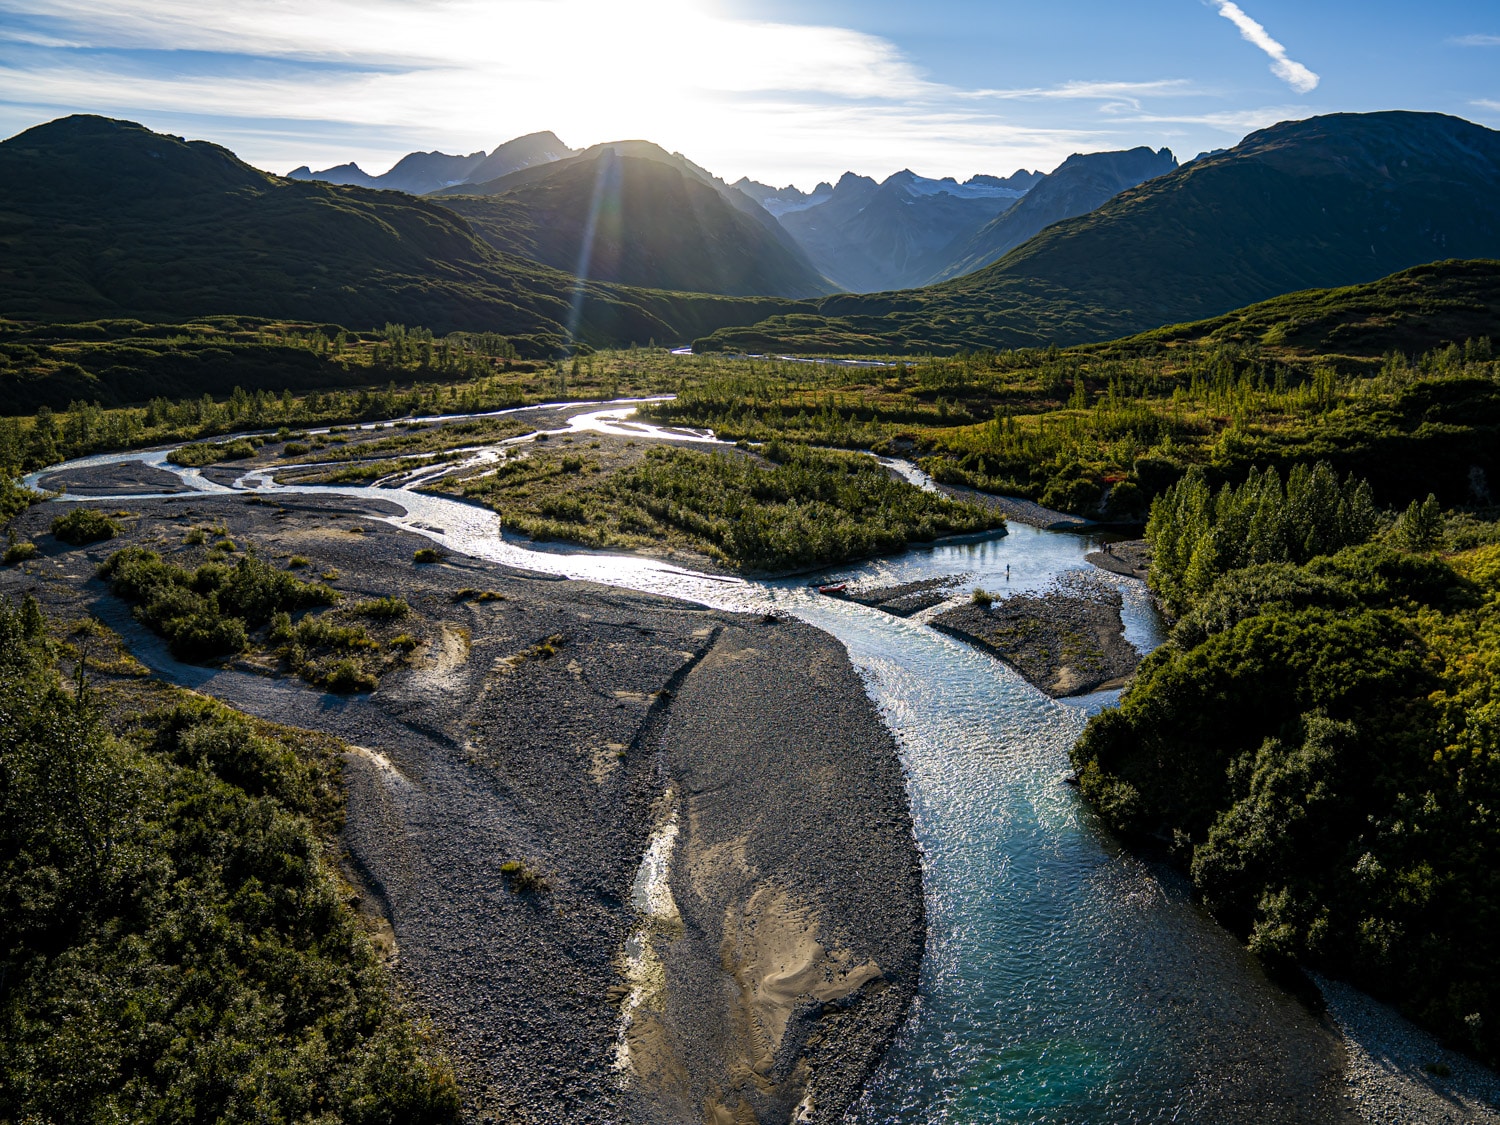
[99,548,336,662]
[971,588,993,607]
[413,547,441,564]
[287,555,309,568]
[167,438,256,467]
[318,659,378,694]
[354,596,411,620]
[500,860,549,894]
[0,607,459,1121]
[51,507,119,545]
[3,539,37,565]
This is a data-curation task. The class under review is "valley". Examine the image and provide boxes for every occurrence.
[4,93,1500,1125]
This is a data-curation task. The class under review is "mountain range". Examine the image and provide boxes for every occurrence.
[435,142,834,298]
[930,146,1177,283]
[287,131,575,195]
[0,116,793,348]
[3,110,1499,361]
[695,111,1500,353]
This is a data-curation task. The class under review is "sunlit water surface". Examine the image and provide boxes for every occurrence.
[31,404,1352,1123]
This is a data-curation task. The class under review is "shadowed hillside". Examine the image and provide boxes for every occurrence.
[0,116,802,348]
[439,147,835,298]
[929,146,1177,283]
[694,112,1500,354]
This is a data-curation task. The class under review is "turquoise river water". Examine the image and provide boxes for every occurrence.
[29,402,1359,1123]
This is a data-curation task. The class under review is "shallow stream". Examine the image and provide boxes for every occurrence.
[30,402,1369,1121]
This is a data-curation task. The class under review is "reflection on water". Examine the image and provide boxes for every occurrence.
[29,407,1357,1123]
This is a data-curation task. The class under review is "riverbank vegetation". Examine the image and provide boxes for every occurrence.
[1071,465,1500,1066]
[441,437,1001,572]
[0,320,716,474]
[640,333,1498,521]
[0,595,459,1121]
[4,261,1496,529]
[99,543,416,691]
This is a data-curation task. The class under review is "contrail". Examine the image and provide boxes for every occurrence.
[1213,1,1319,94]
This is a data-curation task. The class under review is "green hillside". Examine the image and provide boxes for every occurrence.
[694,112,1500,354]
[1105,258,1500,360]
[439,148,834,298]
[0,116,801,348]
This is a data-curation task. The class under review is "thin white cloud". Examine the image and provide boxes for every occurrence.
[1473,99,1500,113]
[1212,1,1319,94]
[1115,106,1311,133]
[1451,34,1500,46]
[962,79,1198,103]
[0,0,1252,185]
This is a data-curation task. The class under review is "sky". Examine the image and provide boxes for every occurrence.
[0,0,1497,188]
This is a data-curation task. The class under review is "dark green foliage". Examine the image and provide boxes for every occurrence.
[1392,494,1445,551]
[100,548,337,661]
[50,506,119,545]
[1146,463,1379,616]
[168,437,257,467]
[412,548,441,564]
[353,596,412,621]
[0,476,39,523]
[1072,537,1500,1065]
[499,860,549,895]
[0,597,459,1122]
[489,442,1003,571]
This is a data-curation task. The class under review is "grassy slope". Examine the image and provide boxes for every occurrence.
[1103,258,1500,361]
[438,152,835,299]
[643,258,1500,516]
[0,116,801,347]
[693,112,1500,354]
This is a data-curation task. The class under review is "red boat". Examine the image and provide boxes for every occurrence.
[816,583,847,596]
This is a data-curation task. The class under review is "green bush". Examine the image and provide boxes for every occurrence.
[0,597,459,1123]
[3,539,37,565]
[413,547,441,564]
[355,596,412,620]
[1072,540,1500,1066]
[166,438,257,467]
[51,507,119,545]
[99,547,336,662]
[318,658,379,693]
[500,859,549,895]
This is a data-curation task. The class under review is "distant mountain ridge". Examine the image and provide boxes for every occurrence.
[435,142,836,298]
[287,131,575,195]
[732,178,835,218]
[692,111,1500,353]
[929,146,1177,283]
[0,116,801,346]
[775,168,1039,293]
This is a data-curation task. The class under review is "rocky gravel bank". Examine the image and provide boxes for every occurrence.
[1,478,925,1125]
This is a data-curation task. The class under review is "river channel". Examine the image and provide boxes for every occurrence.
[29,400,1385,1122]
